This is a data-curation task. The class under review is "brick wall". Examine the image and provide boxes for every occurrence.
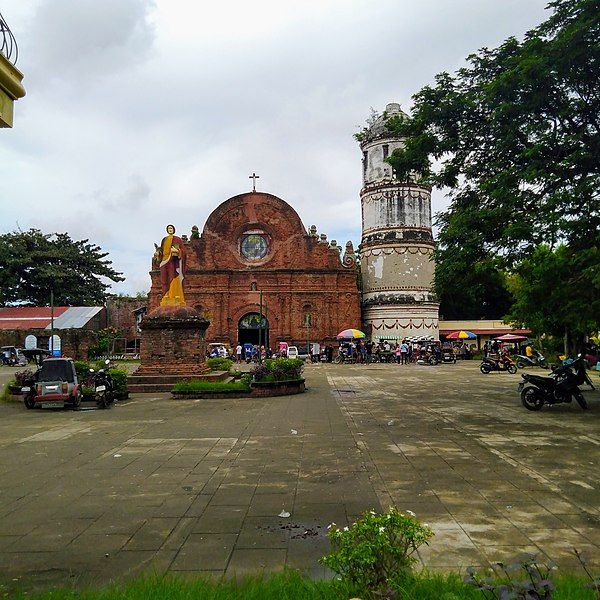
[147,192,361,347]
[106,296,147,341]
[0,328,96,361]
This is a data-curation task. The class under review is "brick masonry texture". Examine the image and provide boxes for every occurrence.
[137,305,210,375]
[147,192,361,347]
[0,328,95,361]
[105,296,146,341]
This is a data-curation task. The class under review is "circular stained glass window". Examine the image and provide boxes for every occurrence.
[240,232,269,260]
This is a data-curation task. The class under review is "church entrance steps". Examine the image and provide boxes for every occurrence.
[127,370,228,393]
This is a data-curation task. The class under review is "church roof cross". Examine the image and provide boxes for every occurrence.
[249,172,260,192]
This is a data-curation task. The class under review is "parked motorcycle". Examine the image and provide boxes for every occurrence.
[334,349,356,364]
[480,356,518,374]
[519,355,589,411]
[90,360,114,409]
[21,371,38,410]
[441,348,457,364]
[515,353,547,369]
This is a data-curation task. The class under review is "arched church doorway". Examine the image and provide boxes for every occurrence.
[238,313,269,347]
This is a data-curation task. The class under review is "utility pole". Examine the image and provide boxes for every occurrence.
[306,315,310,358]
[50,289,54,355]
[264,303,268,351]
[258,290,263,364]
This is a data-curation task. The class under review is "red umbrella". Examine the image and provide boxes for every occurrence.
[495,334,528,342]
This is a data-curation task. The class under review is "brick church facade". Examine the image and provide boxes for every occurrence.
[148,191,361,347]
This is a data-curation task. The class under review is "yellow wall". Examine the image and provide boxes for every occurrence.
[0,54,25,128]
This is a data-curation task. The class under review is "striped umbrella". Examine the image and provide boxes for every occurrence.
[446,330,477,340]
[336,328,366,340]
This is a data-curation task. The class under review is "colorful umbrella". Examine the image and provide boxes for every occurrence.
[336,328,366,340]
[446,330,477,340]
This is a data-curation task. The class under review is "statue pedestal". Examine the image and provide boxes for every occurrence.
[130,306,214,391]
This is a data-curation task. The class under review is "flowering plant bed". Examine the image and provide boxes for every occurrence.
[171,374,305,398]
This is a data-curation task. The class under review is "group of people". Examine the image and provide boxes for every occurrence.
[337,340,458,364]
[208,339,478,365]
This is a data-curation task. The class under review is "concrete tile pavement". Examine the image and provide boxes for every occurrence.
[0,361,597,591]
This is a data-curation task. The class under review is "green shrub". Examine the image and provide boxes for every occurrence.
[108,368,128,397]
[206,357,233,372]
[320,507,433,592]
[252,358,304,382]
[81,386,95,399]
[73,360,92,381]
[172,379,251,393]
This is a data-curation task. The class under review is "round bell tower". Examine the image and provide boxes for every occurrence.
[358,102,439,341]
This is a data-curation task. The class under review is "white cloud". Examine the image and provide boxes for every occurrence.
[0,0,550,296]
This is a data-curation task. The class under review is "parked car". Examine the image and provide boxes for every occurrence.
[22,357,81,410]
[287,346,310,361]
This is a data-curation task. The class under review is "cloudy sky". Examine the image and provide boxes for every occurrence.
[1,0,549,295]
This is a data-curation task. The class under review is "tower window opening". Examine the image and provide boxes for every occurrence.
[362,151,368,178]
[382,144,389,159]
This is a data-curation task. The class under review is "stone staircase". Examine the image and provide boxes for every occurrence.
[127,371,228,394]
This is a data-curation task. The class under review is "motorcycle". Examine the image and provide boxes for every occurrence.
[416,350,439,366]
[441,348,457,364]
[480,356,517,374]
[334,349,356,364]
[515,353,547,369]
[90,360,114,409]
[519,355,589,411]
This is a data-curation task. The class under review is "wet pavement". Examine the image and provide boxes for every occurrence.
[0,361,598,590]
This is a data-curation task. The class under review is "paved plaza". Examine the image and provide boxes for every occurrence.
[0,361,598,591]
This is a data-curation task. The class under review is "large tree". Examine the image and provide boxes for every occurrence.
[386,0,599,344]
[0,229,125,306]
[506,244,599,348]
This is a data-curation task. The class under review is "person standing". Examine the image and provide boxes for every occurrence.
[400,340,409,364]
[365,341,373,363]
[311,342,320,363]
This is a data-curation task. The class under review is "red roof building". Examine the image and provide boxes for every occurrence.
[0,306,105,330]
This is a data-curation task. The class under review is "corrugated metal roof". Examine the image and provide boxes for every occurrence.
[48,307,103,329]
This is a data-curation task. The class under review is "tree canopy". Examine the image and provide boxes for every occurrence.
[386,0,599,341]
[0,229,125,306]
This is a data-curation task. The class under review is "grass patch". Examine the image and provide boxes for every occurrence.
[0,378,19,403]
[9,570,599,599]
[172,378,251,393]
